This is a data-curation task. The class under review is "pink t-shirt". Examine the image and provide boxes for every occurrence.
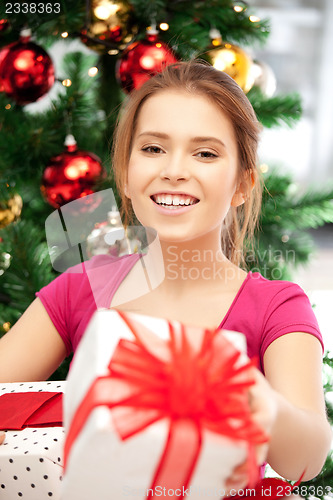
[36,254,323,372]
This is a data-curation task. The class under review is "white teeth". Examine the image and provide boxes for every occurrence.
[153,194,198,207]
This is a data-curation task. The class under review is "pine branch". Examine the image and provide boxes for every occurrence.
[0,0,269,59]
[245,170,333,279]
[261,171,333,231]
[0,51,109,190]
[248,87,302,128]
[0,1,86,47]
[0,220,56,313]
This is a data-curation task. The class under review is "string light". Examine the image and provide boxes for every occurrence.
[62,79,72,87]
[2,322,11,332]
[88,66,99,77]
[61,32,69,38]
[234,5,244,12]
[249,15,260,23]
[108,49,119,55]
[212,38,221,47]
[5,104,11,110]
[260,164,269,173]
[159,22,169,31]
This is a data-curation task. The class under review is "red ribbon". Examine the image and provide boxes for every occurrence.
[64,311,268,498]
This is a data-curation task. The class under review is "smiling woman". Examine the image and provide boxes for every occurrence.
[0,61,331,492]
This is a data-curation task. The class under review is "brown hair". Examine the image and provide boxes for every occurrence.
[112,60,262,266]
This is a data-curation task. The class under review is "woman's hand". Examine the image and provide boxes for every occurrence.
[224,367,278,495]
[0,431,5,445]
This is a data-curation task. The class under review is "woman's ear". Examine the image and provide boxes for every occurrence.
[124,182,130,199]
[231,188,246,207]
[231,170,255,207]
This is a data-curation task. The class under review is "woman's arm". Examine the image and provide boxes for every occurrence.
[0,297,67,382]
[262,332,332,481]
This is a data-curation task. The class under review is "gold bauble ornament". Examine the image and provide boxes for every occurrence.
[81,0,136,53]
[0,194,23,229]
[206,41,254,93]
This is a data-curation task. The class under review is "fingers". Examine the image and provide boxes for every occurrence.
[224,460,250,495]
[256,442,269,466]
[0,431,5,445]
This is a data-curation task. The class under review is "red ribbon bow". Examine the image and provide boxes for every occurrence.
[64,311,268,498]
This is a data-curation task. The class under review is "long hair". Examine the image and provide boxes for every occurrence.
[112,60,262,266]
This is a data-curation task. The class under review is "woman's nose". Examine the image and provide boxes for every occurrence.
[159,153,189,182]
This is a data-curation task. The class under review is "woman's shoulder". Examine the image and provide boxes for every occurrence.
[246,271,305,295]
[37,253,141,299]
[241,271,314,315]
[243,271,316,322]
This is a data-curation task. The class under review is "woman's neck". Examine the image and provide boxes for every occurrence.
[144,231,243,295]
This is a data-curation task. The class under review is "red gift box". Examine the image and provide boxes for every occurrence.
[0,381,65,500]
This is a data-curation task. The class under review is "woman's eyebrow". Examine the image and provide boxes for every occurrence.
[137,131,226,149]
[137,131,169,139]
[190,136,226,149]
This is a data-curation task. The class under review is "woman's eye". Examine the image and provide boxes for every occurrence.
[196,151,218,159]
[142,146,164,154]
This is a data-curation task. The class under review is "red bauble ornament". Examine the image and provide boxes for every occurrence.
[41,135,105,209]
[117,30,178,93]
[0,29,55,105]
[0,19,10,33]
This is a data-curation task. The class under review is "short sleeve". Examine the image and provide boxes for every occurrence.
[260,282,324,360]
[36,264,94,357]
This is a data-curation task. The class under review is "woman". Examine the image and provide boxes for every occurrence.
[0,61,331,490]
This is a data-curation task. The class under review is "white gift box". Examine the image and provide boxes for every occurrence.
[0,381,65,500]
[63,309,259,500]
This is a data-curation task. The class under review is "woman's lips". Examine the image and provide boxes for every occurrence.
[150,196,199,215]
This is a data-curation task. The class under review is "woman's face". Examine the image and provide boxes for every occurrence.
[125,89,245,244]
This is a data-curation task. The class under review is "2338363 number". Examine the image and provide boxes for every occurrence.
[278,485,332,497]
[5,3,61,14]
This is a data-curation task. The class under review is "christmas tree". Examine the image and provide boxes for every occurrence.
[0,1,332,494]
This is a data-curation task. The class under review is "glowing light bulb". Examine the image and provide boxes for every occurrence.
[234,5,244,12]
[88,66,99,77]
[61,32,69,38]
[249,15,260,23]
[62,79,72,87]
[159,23,169,31]
[94,1,119,20]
